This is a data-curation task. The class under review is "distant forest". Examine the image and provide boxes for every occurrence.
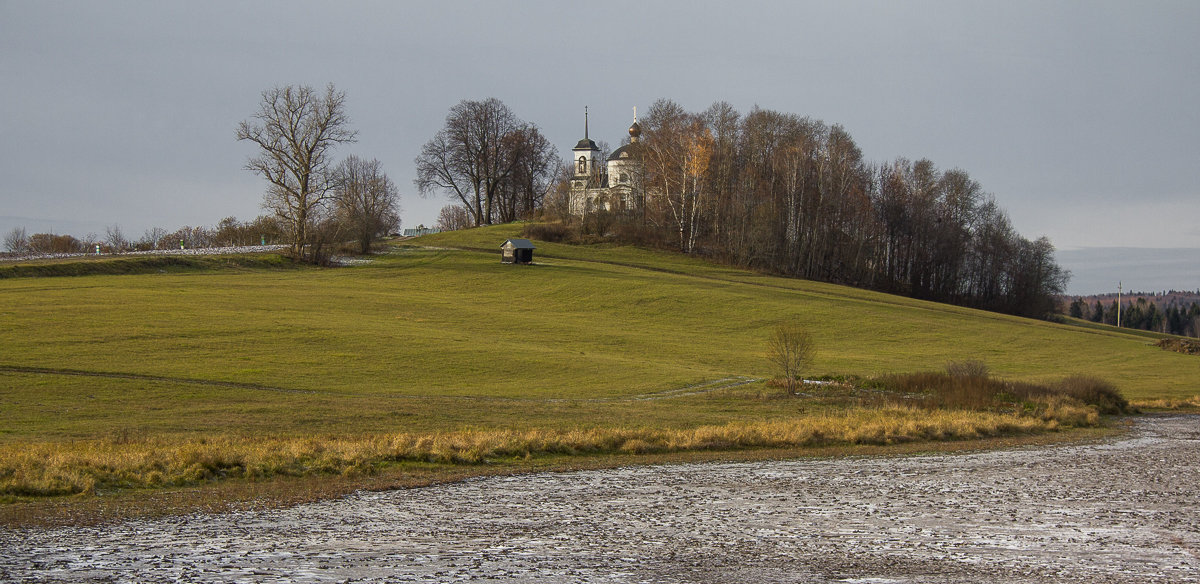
[1065,292,1200,338]
[2,216,286,255]
[524,99,1068,319]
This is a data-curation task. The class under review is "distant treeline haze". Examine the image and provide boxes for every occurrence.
[2,215,286,254]
[1068,293,1200,338]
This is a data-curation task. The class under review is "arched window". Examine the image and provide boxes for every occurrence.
[619,173,629,184]
[577,156,587,174]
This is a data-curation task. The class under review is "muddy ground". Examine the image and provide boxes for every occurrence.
[2,415,1198,583]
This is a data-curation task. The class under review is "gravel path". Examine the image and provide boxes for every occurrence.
[2,415,1198,583]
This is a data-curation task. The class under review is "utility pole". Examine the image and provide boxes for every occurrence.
[1117,281,1122,328]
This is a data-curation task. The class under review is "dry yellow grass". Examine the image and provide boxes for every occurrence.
[0,406,1086,498]
[1130,394,1200,411]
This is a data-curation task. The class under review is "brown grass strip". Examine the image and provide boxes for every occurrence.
[0,407,1081,500]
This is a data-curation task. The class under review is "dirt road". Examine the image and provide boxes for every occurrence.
[2,415,1198,583]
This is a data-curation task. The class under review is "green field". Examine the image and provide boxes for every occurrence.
[1,224,1198,511]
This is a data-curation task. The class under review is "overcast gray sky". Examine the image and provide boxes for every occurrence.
[2,0,1197,294]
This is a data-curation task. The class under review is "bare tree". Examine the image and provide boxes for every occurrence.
[137,227,169,250]
[248,214,285,245]
[3,227,28,253]
[163,225,215,250]
[642,99,713,252]
[702,101,742,255]
[541,162,576,221]
[766,319,817,395]
[105,225,129,252]
[415,98,551,227]
[436,204,472,231]
[497,125,557,222]
[214,217,244,246]
[333,155,401,253]
[237,84,357,260]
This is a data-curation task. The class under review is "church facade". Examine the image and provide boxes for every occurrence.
[567,108,645,216]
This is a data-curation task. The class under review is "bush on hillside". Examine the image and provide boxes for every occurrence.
[946,360,989,379]
[766,320,817,395]
[1055,375,1130,415]
[1157,338,1200,355]
[523,221,575,244]
[870,370,1130,417]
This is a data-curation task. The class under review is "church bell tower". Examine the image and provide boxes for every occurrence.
[572,106,601,181]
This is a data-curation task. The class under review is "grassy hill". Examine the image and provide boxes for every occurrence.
[423,224,1200,396]
[1,223,1197,512]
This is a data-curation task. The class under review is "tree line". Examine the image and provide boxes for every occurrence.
[2,215,287,255]
[1068,295,1200,338]
[527,99,1068,319]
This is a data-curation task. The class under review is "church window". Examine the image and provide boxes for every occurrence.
[577,156,587,174]
[619,173,629,183]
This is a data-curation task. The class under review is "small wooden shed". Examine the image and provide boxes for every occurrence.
[500,238,535,264]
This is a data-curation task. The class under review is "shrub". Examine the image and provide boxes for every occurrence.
[1157,338,1200,355]
[611,219,668,248]
[870,371,1129,419]
[522,221,575,243]
[1056,375,1130,415]
[875,371,998,410]
[766,320,817,395]
[946,360,989,379]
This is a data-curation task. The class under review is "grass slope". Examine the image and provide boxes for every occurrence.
[0,224,1197,508]
[3,224,1198,440]
[422,224,1200,397]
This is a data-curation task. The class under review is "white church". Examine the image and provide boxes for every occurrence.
[568,108,646,215]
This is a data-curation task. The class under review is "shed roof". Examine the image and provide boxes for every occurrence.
[501,238,536,249]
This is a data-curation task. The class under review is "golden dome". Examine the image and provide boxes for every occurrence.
[628,121,642,140]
